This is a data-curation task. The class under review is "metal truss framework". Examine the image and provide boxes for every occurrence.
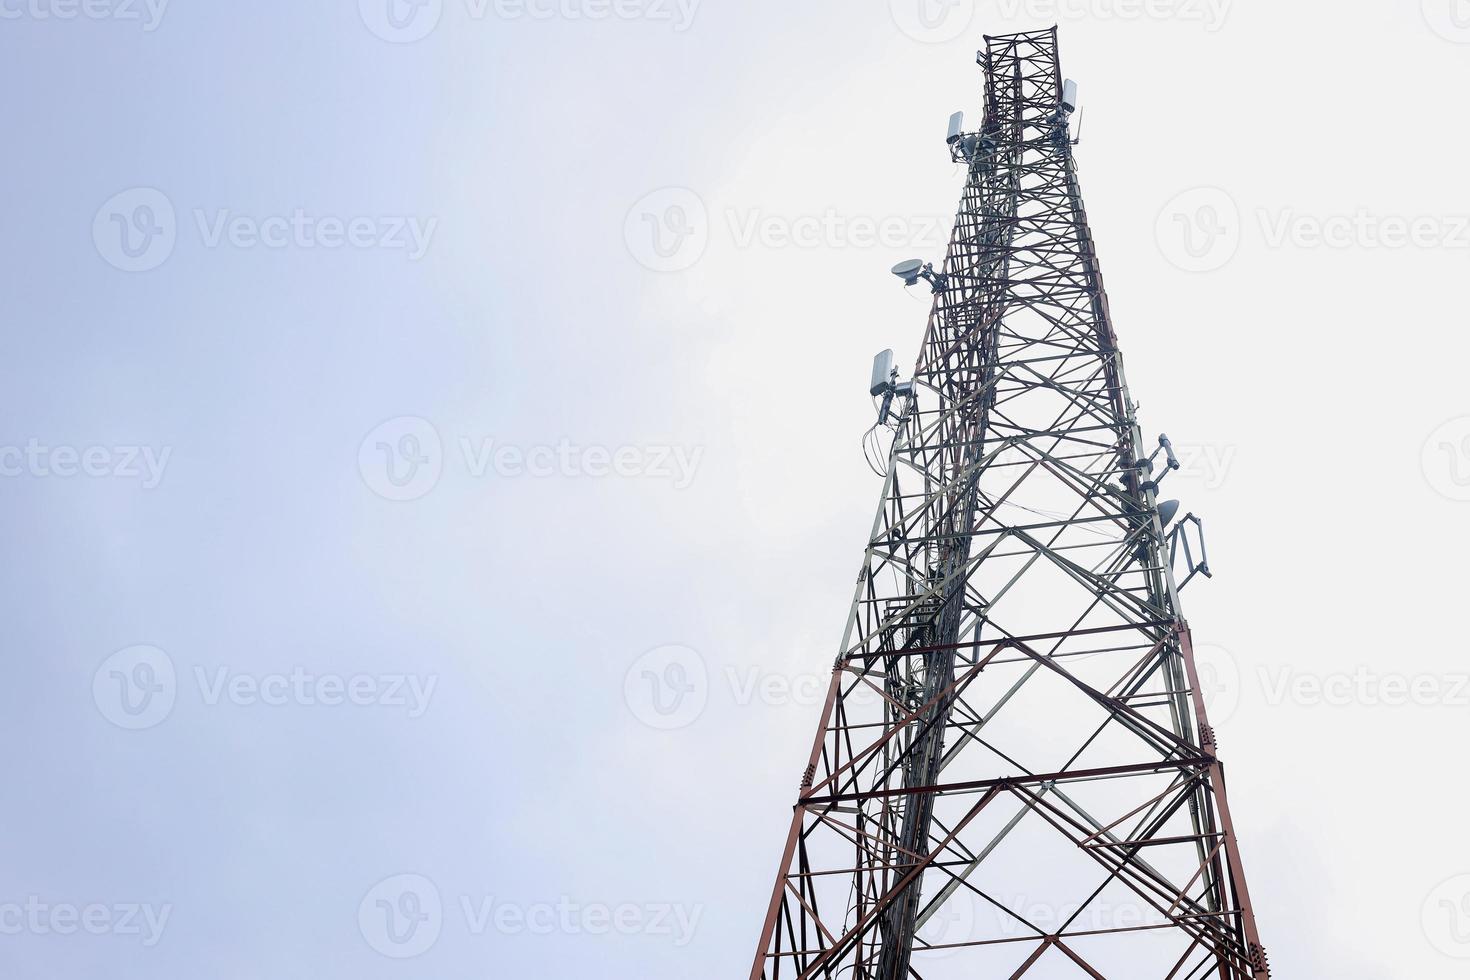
[750,28,1269,980]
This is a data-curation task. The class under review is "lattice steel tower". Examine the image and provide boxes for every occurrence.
[749,28,1270,980]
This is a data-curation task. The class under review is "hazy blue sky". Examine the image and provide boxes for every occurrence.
[3,1,1470,977]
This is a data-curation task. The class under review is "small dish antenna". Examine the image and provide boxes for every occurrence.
[891,259,925,286]
[891,259,947,293]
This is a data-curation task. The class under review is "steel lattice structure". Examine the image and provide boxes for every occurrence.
[749,28,1269,980]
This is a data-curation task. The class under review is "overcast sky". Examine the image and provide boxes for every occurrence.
[1,1,1468,977]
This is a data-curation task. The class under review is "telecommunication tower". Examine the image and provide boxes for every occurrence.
[749,27,1270,980]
